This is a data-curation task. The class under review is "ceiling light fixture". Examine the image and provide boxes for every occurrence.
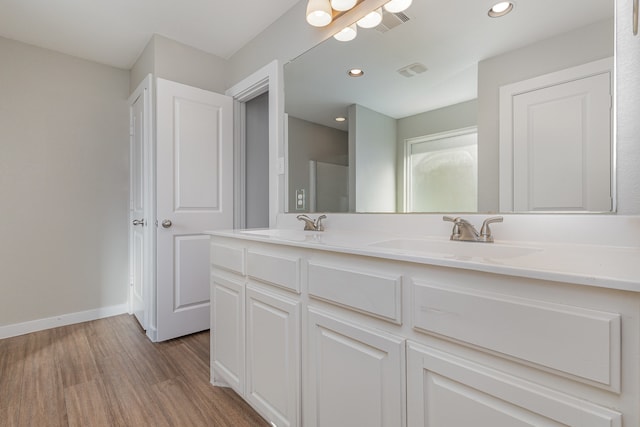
[357,7,383,28]
[383,0,412,13]
[306,0,333,27]
[334,23,358,41]
[307,1,413,39]
[335,117,347,122]
[330,0,357,12]
[488,1,514,18]
[348,68,364,77]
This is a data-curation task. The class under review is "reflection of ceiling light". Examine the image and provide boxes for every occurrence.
[334,23,357,41]
[306,0,333,27]
[383,0,412,13]
[348,68,364,77]
[331,0,357,12]
[488,2,514,18]
[357,8,383,28]
[335,117,346,122]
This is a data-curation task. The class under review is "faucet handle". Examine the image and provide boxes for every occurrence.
[316,215,327,231]
[443,216,461,239]
[480,216,503,242]
[296,214,314,230]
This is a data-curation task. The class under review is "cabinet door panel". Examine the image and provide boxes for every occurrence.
[211,273,244,394]
[407,341,621,427]
[306,308,405,427]
[246,284,300,427]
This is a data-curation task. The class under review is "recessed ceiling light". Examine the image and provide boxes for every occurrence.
[488,1,514,18]
[335,117,346,122]
[348,68,364,77]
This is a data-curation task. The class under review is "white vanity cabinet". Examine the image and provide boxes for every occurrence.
[305,308,405,427]
[210,242,246,394]
[406,270,628,427]
[209,230,640,427]
[406,342,622,427]
[210,238,301,427]
[303,255,406,427]
[245,283,300,427]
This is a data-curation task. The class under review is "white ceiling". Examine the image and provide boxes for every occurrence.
[0,0,301,69]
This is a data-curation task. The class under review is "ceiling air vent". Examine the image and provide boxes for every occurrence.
[376,10,410,33]
[397,62,427,78]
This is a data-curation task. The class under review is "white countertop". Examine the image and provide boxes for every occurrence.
[207,228,640,292]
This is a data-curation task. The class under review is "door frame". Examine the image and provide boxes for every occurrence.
[498,57,614,212]
[226,60,283,228]
[127,73,155,338]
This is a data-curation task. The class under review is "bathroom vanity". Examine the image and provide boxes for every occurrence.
[208,218,640,427]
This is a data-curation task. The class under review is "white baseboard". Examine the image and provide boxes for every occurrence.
[0,303,129,339]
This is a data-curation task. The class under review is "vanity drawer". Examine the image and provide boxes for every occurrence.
[247,250,301,293]
[210,242,245,275]
[412,280,621,391]
[308,262,402,324]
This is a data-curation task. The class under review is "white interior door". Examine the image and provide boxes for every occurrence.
[156,78,233,341]
[513,72,612,211]
[128,75,152,331]
[499,58,613,212]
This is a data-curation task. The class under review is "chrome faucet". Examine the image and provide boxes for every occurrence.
[443,216,503,243]
[296,214,326,231]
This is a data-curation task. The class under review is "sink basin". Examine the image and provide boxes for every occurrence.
[369,238,541,259]
[237,228,321,242]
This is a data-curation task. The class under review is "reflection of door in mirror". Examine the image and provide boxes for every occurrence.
[405,128,478,213]
[499,58,613,212]
[288,116,348,213]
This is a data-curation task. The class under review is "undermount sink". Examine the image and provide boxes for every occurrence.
[369,238,541,259]
[237,228,319,242]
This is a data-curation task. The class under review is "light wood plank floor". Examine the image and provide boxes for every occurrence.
[0,314,269,427]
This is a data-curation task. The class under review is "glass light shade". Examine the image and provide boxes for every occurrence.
[331,0,357,12]
[306,0,332,27]
[356,7,383,28]
[383,0,412,13]
[333,24,357,41]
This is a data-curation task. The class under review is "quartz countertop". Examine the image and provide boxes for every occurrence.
[206,228,640,292]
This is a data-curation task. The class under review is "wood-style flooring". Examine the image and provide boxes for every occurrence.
[0,314,269,427]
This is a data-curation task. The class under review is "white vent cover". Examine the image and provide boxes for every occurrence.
[376,10,410,33]
[397,62,428,78]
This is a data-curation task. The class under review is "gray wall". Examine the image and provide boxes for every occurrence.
[349,104,397,212]
[228,1,336,87]
[477,18,614,212]
[246,92,270,227]
[0,36,130,327]
[288,116,348,212]
[130,34,229,93]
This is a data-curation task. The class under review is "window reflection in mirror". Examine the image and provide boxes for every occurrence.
[406,127,478,213]
[284,0,614,214]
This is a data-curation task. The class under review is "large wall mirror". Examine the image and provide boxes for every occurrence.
[284,0,614,214]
